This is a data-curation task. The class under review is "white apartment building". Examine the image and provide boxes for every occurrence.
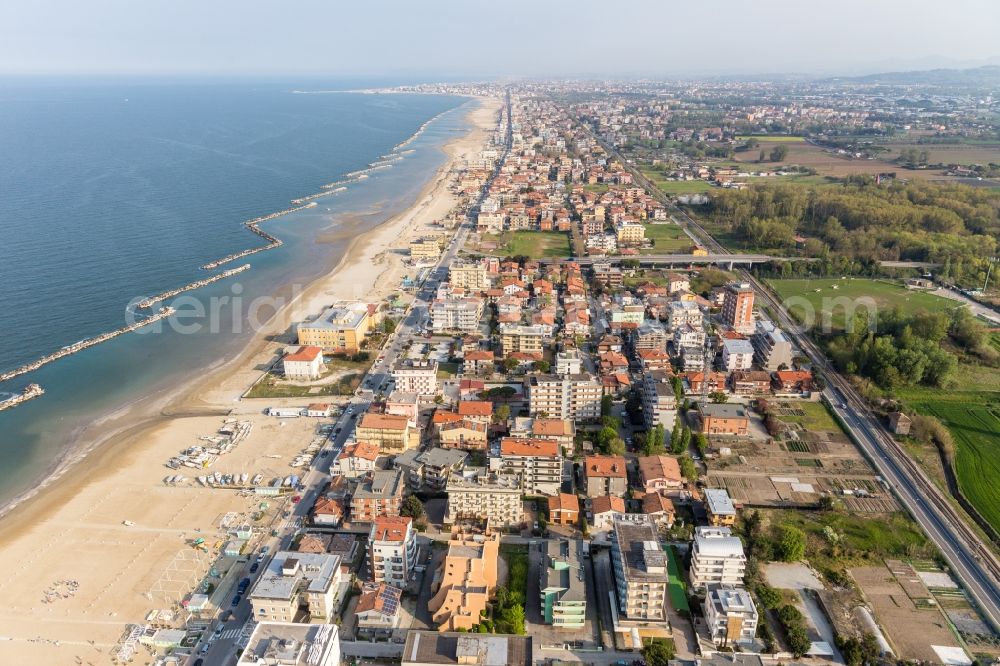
[237,623,340,666]
[249,552,342,624]
[498,438,563,496]
[721,338,755,372]
[704,584,758,647]
[368,516,418,588]
[444,468,522,526]
[609,516,669,622]
[751,320,794,371]
[392,359,438,397]
[689,526,747,589]
[555,349,583,376]
[641,370,678,431]
[431,297,484,334]
[527,373,602,421]
[667,300,703,330]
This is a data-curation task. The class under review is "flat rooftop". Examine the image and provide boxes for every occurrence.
[249,551,341,602]
[402,631,532,666]
[237,622,339,666]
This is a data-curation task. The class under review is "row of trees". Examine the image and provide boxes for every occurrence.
[707,179,1000,286]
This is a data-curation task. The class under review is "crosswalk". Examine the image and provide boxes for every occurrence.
[219,627,241,640]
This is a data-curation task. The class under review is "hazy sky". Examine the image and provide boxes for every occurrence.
[2,0,999,77]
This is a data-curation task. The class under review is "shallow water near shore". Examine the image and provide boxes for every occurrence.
[0,79,468,510]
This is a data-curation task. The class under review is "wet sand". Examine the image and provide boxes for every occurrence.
[0,96,500,665]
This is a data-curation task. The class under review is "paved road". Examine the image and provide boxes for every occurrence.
[578,114,1000,633]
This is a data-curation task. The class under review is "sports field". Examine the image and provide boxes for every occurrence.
[768,278,959,331]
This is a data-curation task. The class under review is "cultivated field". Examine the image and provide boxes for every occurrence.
[640,169,715,194]
[767,278,959,331]
[881,142,1000,167]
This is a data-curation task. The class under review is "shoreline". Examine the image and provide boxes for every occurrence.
[0,97,498,534]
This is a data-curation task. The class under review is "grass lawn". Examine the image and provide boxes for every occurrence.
[583,183,610,194]
[640,223,691,254]
[245,372,361,398]
[437,361,460,379]
[737,135,807,143]
[492,231,572,259]
[641,170,715,195]
[775,401,841,432]
[767,509,935,573]
[665,545,690,613]
[767,278,960,331]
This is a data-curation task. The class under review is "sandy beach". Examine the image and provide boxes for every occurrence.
[0,96,500,665]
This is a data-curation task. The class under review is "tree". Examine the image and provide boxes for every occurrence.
[644,424,666,455]
[498,603,525,635]
[770,145,789,162]
[534,359,550,373]
[493,404,511,424]
[693,432,708,455]
[775,525,806,561]
[641,639,676,666]
[709,391,728,404]
[503,357,520,372]
[607,437,627,456]
[382,318,398,334]
[400,495,425,520]
[679,454,698,482]
[601,394,614,417]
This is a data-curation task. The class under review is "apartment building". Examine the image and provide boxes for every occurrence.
[401,632,532,666]
[541,540,587,629]
[444,468,523,527]
[409,237,442,262]
[750,321,793,371]
[583,455,628,497]
[720,338,754,371]
[331,442,380,478]
[641,369,678,431]
[704,584,758,648]
[297,302,376,354]
[432,297,484,334]
[697,403,750,438]
[609,516,669,622]
[249,551,343,623]
[448,261,491,291]
[632,320,668,353]
[498,437,562,496]
[689,526,747,589]
[355,583,403,638]
[499,324,546,357]
[351,469,405,523]
[392,359,439,397]
[238,623,340,666]
[428,526,500,632]
[615,221,646,246]
[667,300,703,330]
[527,373,602,421]
[368,516,418,588]
[356,413,412,452]
[722,282,755,334]
[555,349,583,375]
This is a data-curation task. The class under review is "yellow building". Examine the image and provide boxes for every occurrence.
[616,222,646,246]
[409,237,442,262]
[297,302,377,354]
[356,413,412,452]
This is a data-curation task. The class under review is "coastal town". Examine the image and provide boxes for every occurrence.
[2,73,1000,666]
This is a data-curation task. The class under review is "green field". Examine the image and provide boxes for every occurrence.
[492,231,572,259]
[774,401,841,432]
[899,361,1000,534]
[768,278,959,331]
[908,400,1000,533]
[736,135,806,143]
[582,183,610,194]
[641,223,691,254]
[641,169,715,195]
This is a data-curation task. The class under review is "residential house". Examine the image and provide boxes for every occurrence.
[583,455,628,497]
[705,488,738,527]
[368,516,417,588]
[637,455,683,494]
[355,582,403,639]
[499,438,562,496]
[351,469,405,523]
[541,540,587,629]
[547,493,580,526]
[283,346,324,380]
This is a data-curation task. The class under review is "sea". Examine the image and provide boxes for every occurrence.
[0,77,470,511]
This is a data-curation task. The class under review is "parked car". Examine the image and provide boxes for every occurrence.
[230,595,241,607]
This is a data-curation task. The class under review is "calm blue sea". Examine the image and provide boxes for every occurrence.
[0,78,468,508]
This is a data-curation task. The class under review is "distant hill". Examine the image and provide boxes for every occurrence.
[822,65,1000,88]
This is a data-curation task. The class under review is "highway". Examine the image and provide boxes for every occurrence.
[680,200,1000,633]
[574,110,1000,632]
